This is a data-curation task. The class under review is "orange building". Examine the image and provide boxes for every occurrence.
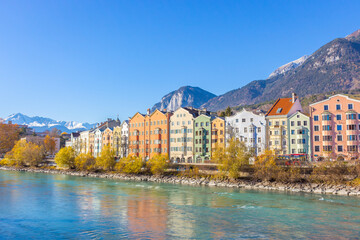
[129,109,172,160]
[211,117,225,152]
[102,127,113,148]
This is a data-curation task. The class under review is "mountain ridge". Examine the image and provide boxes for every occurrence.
[3,113,96,133]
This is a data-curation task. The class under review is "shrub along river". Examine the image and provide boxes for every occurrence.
[0,170,359,239]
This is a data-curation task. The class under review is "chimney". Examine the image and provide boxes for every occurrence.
[147,108,150,115]
[292,93,297,103]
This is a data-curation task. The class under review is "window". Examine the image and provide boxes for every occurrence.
[291,139,295,144]
[337,125,342,131]
[324,105,329,111]
[314,136,320,141]
[348,104,353,110]
[283,130,286,135]
[347,145,358,152]
[236,119,239,123]
[242,118,246,122]
[336,114,342,120]
[244,127,247,133]
[275,121,279,126]
[322,125,332,131]
[269,121,272,126]
[315,146,320,152]
[347,135,357,141]
[323,146,332,152]
[291,130,295,134]
[297,121,301,126]
[336,104,341,110]
[276,108,282,113]
[258,128,261,133]
[282,121,286,125]
[347,113,357,120]
[314,115,319,121]
[337,135,343,141]
[347,124,357,130]
[250,118,253,122]
[322,114,331,121]
[291,121,294,126]
[323,135,332,141]
[314,125,319,131]
[304,121,307,126]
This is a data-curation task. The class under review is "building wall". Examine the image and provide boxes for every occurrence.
[113,126,122,158]
[225,109,266,156]
[121,121,129,158]
[287,112,311,159]
[102,128,113,149]
[211,117,225,152]
[79,131,90,154]
[169,108,195,163]
[193,115,211,163]
[89,131,95,156]
[310,94,360,161]
[129,113,146,158]
[266,116,288,154]
[94,129,103,157]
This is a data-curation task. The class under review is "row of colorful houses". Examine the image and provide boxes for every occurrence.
[66,93,360,162]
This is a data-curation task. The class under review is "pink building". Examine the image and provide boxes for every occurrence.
[310,94,360,161]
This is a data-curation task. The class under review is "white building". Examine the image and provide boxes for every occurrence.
[121,120,129,158]
[225,109,266,156]
[94,129,104,157]
[79,130,90,154]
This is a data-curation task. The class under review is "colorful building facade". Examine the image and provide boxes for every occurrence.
[310,94,360,161]
[193,114,211,163]
[211,117,225,151]
[287,111,311,160]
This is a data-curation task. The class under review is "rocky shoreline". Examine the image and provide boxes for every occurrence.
[1,166,360,196]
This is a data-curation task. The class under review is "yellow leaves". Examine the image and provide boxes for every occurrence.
[253,149,279,181]
[212,137,250,180]
[116,156,143,174]
[95,145,116,171]
[54,146,76,169]
[147,154,169,175]
[75,153,96,171]
[4,139,44,167]
[44,135,56,155]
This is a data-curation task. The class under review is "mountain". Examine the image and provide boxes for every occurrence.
[3,113,96,133]
[268,55,309,78]
[151,86,216,112]
[201,29,360,111]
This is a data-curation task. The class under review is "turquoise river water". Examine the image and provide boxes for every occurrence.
[0,170,359,239]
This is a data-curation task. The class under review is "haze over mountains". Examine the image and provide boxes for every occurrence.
[3,113,95,133]
[153,29,360,112]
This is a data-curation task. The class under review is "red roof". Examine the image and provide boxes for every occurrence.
[266,98,295,116]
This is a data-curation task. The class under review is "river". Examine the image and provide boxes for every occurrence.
[0,170,359,239]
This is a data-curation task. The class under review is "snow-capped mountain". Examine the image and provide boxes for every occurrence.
[268,55,310,78]
[3,113,96,133]
[151,86,216,112]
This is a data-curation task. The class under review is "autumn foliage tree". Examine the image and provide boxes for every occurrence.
[54,146,76,169]
[116,155,143,174]
[212,138,250,179]
[147,154,169,175]
[95,145,116,171]
[0,123,20,155]
[75,153,96,171]
[43,135,56,155]
[253,149,279,181]
[4,139,44,167]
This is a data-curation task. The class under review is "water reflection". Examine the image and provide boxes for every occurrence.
[0,170,360,239]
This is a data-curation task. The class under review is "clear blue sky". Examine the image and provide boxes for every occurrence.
[1,0,359,123]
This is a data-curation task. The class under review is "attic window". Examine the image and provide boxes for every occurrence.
[276,108,282,113]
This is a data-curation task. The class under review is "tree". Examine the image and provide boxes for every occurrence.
[225,106,232,117]
[4,139,44,167]
[95,145,116,171]
[43,135,56,155]
[54,146,76,169]
[213,137,250,179]
[0,123,20,155]
[253,149,279,181]
[75,153,96,171]
[219,112,226,117]
[147,154,169,175]
[116,156,143,174]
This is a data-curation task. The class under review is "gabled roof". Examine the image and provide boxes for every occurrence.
[288,110,310,119]
[309,94,360,106]
[266,98,296,116]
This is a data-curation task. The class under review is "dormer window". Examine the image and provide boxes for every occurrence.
[276,108,282,113]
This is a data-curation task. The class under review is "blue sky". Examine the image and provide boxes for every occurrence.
[1,0,359,123]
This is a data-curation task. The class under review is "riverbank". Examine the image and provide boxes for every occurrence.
[1,166,360,196]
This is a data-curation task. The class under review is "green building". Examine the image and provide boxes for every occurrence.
[287,111,312,160]
[193,114,211,163]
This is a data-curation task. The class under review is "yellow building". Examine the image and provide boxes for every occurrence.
[211,117,225,153]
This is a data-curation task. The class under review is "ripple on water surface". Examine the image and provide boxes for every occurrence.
[0,170,359,239]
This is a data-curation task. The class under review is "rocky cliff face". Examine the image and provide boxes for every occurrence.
[151,86,216,112]
[201,29,360,111]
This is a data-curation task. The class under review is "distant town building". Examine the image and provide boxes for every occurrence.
[226,109,266,156]
[310,94,360,161]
